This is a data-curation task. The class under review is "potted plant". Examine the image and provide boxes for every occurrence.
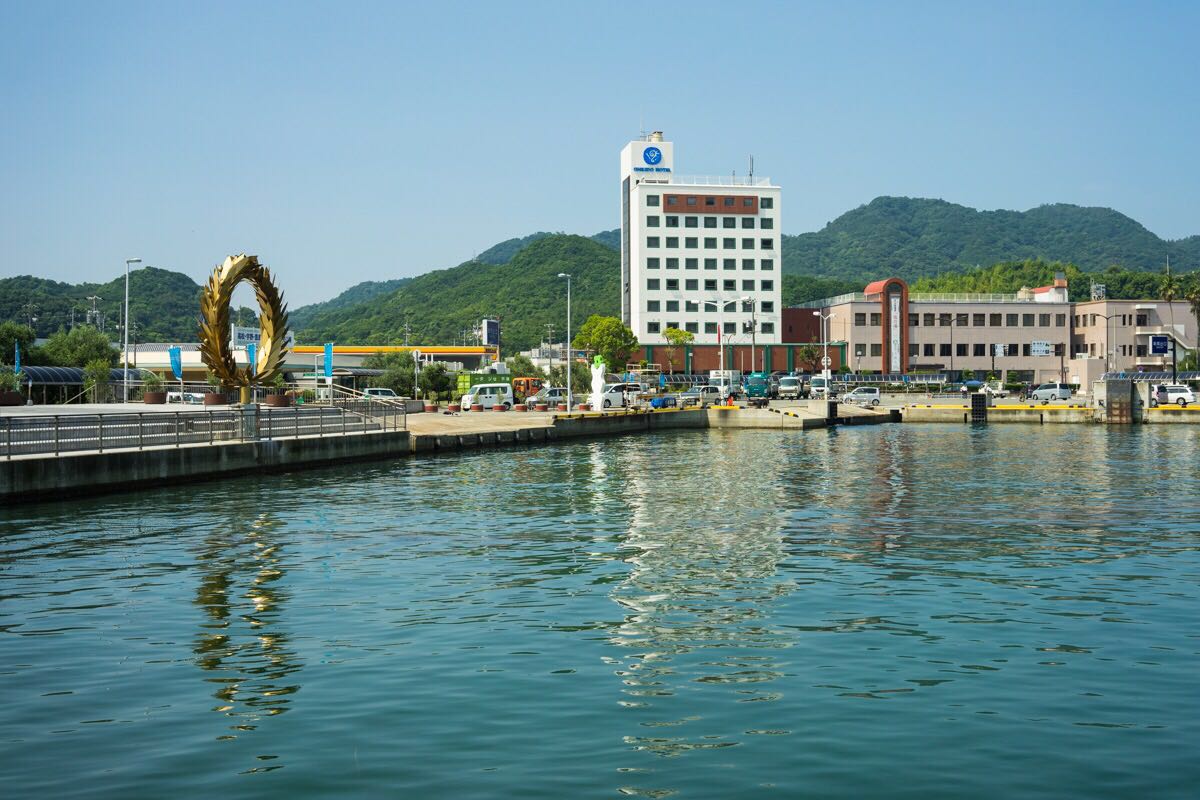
[263,373,292,407]
[142,371,167,404]
[423,391,439,413]
[0,368,23,406]
[204,371,228,406]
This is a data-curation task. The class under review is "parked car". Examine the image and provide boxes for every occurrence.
[167,391,204,405]
[809,376,838,399]
[983,381,1009,398]
[529,386,568,406]
[743,374,772,402]
[843,386,881,407]
[600,382,643,409]
[461,383,514,410]
[363,387,400,399]
[777,376,803,400]
[1153,384,1195,407]
[1029,382,1072,403]
[679,385,724,407]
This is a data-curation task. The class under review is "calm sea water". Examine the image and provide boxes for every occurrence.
[2,425,1198,798]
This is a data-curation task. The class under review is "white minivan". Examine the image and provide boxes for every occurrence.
[1153,384,1195,407]
[462,383,514,410]
[843,386,881,406]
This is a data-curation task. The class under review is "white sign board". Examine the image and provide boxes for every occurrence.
[1031,340,1052,357]
[231,324,295,349]
[993,343,1006,356]
[889,295,902,372]
[821,356,832,367]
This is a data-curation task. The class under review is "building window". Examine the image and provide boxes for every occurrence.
[685,299,698,311]
[704,237,717,249]
[1056,314,1066,326]
[761,322,774,334]
[1039,313,1050,326]
[1136,344,1147,356]
[742,279,755,291]
[666,216,679,228]
[685,237,698,249]
[646,216,660,227]
[704,258,717,270]
[956,313,968,326]
[647,300,660,311]
[742,238,755,249]
[647,257,660,269]
[723,217,736,228]
[940,343,951,357]
[1136,313,1148,326]
[1008,343,1017,356]
[973,313,985,326]
[939,313,951,326]
[1054,343,1064,356]
[723,279,736,291]
[705,322,717,334]
[973,343,986,356]
[743,197,753,207]
[685,258,698,270]
[760,238,774,250]
[723,259,736,270]
[704,217,717,229]
[704,197,716,207]
[704,279,717,291]
[870,313,881,326]
[666,279,679,291]
[686,196,697,206]
[743,258,755,270]
[685,216,698,228]
[647,237,659,248]
[924,313,935,326]
[870,344,882,357]
[647,195,660,206]
[741,217,755,229]
[761,259,773,271]
[956,343,967,357]
[723,237,737,249]
[924,344,935,356]
[761,280,773,291]
[647,279,660,290]
[685,279,698,291]
[1022,314,1034,326]
[1006,313,1018,326]
[760,218,774,230]
[990,313,1002,326]
[909,312,918,326]
[685,322,699,333]
[666,257,679,269]
[723,197,735,207]
[666,236,679,248]
[723,321,736,334]
[666,300,679,312]
[760,197,774,209]
[909,343,919,357]
[761,301,774,313]
[855,313,867,327]
[647,322,660,334]
[666,196,679,207]
[1022,344,1031,356]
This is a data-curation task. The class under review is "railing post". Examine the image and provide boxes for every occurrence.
[209,411,214,445]
[6,416,12,460]
[342,407,347,436]
[295,409,299,439]
[175,412,181,447]
[138,412,144,450]
[97,415,103,453]
[53,415,60,456]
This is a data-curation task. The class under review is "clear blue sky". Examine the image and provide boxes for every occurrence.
[2,1,1198,305]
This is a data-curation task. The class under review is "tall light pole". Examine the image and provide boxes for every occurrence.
[812,311,834,382]
[741,296,757,373]
[704,298,731,375]
[123,258,141,402]
[1092,312,1118,374]
[558,272,572,410]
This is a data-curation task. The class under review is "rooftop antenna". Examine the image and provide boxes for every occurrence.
[749,154,754,179]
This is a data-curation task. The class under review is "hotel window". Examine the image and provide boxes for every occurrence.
[686,197,697,206]
[1023,314,1035,326]
[646,216,660,227]
[723,237,737,248]
[909,343,919,357]
[685,217,698,228]
[761,218,774,229]
[760,238,774,250]
[724,321,736,334]
[704,258,717,270]
[973,314,985,326]
[685,258,698,270]
[685,237,698,249]
[956,313,968,326]
[761,301,774,313]
[924,344,935,356]
[1008,342,1018,355]
[1056,314,1066,326]
[760,197,774,209]
[666,216,679,228]
[666,279,679,290]
[646,257,660,269]
[647,195,660,206]
[723,259,736,270]
[761,280,774,291]
[686,322,699,333]
[939,313,951,326]
[704,279,717,291]
[1022,344,1031,356]
[1006,313,1018,326]
[741,217,755,229]
[990,313,1002,326]
[742,238,755,249]
[870,344,882,356]
[909,313,918,326]
[647,322,660,333]
[685,300,699,311]
[743,197,753,207]
[854,313,867,327]
[940,343,951,356]
[1039,314,1050,326]
[666,237,679,248]
[723,197,735,207]
[870,313,881,326]
[1054,343,1064,356]
[647,279,660,290]
[704,217,717,228]
[666,300,679,312]
[742,258,755,270]
[761,259,774,271]
[956,343,967,357]
[704,197,716,207]
[742,279,755,291]
[666,257,679,269]
[705,322,717,334]
[973,343,986,356]
[704,237,717,249]
[647,300,660,311]
[924,313,935,326]
[685,279,698,291]
[724,279,736,291]
[723,217,736,228]
[666,196,679,207]
[761,322,775,334]
[647,237,660,248]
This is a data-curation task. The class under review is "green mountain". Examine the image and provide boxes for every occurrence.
[911,259,1171,301]
[780,197,1200,281]
[289,278,411,330]
[297,235,619,353]
[0,267,254,342]
[476,230,621,265]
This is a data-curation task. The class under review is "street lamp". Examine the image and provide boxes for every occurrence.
[812,311,835,381]
[1091,313,1119,375]
[123,258,141,402]
[558,272,571,410]
[704,296,750,376]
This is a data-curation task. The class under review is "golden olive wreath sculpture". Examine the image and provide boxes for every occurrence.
[198,254,290,389]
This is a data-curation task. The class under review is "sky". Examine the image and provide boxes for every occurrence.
[2,0,1198,305]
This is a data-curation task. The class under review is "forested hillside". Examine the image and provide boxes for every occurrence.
[911,259,1169,301]
[289,278,411,330]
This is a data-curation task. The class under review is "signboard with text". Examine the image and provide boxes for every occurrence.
[1151,335,1169,355]
[1030,340,1052,357]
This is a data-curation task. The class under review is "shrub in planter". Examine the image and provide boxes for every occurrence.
[142,371,167,404]
[0,368,23,405]
[263,373,292,407]
[204,371,228,405]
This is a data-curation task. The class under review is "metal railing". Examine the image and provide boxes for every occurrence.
[2,405,400,460]
[668,175,774,187]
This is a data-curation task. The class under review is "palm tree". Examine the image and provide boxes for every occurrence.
[1183,272,1200,359]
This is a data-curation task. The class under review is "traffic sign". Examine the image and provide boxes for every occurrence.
[993,343,1006,356]
[821,356,832,367]
[1151,335,1169,355]
[1030,340,1051,357]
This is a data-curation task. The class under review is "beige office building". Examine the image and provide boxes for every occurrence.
[1070,299,1197,384]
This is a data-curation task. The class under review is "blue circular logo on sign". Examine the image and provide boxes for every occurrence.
[643,147,662,165]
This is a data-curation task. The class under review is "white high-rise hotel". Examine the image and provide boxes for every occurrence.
[620,133,782,347]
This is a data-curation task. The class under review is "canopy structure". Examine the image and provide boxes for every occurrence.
[17,366,155,386]
[1101,371,1200,382]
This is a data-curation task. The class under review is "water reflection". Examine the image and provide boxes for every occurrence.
[193,510,300,753]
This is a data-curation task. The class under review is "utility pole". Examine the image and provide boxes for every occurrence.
[402,320,411,346]
[21,302,39,330]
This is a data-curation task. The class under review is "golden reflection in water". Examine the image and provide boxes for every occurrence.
[193,511,300,745]
[608,433,794,763]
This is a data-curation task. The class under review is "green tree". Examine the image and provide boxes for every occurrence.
[41,326,117,367]
[364,350,416,396]
[83,358,111,402]
[505,354,544,377]
[796,344,820,372]
[1182,272,1200,351]
[548,361,589,394]
[662,327,694,374]
[0,322,36,366]
[572,315,638,372]
[417,362,452,400]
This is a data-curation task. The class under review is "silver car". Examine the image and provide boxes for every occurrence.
[1030,382,1071,403]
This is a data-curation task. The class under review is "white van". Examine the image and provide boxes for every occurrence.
[1153,384,1195,407]
[809,376,837,398]
[600,382,642,409]
[462,383,514,410]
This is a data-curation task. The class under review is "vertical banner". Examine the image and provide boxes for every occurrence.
[889,294,901,373]
[246,343,257,376]
[14,340,20,373]
[324,343,334,378]
[168,346,182,380]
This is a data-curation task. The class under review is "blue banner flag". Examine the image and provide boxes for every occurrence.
[13,340,19,373]
[246,342,257,375]
[324,343,334,378]
[168,346,182,380]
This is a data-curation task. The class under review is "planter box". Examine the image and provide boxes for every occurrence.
[492,405,508,412]
[423,404,439,413]
[0,390,24,407]
[203,392,228,406]
[557,403,569,411]
[448,403,462,412]
[142,391,167,405]
[470,404,484,412]
[513,404,528,412]
[577,404,590,411]
[263,394,292,408]
[535,403,549,412]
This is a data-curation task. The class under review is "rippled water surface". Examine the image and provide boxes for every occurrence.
[2,425,1199,798]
